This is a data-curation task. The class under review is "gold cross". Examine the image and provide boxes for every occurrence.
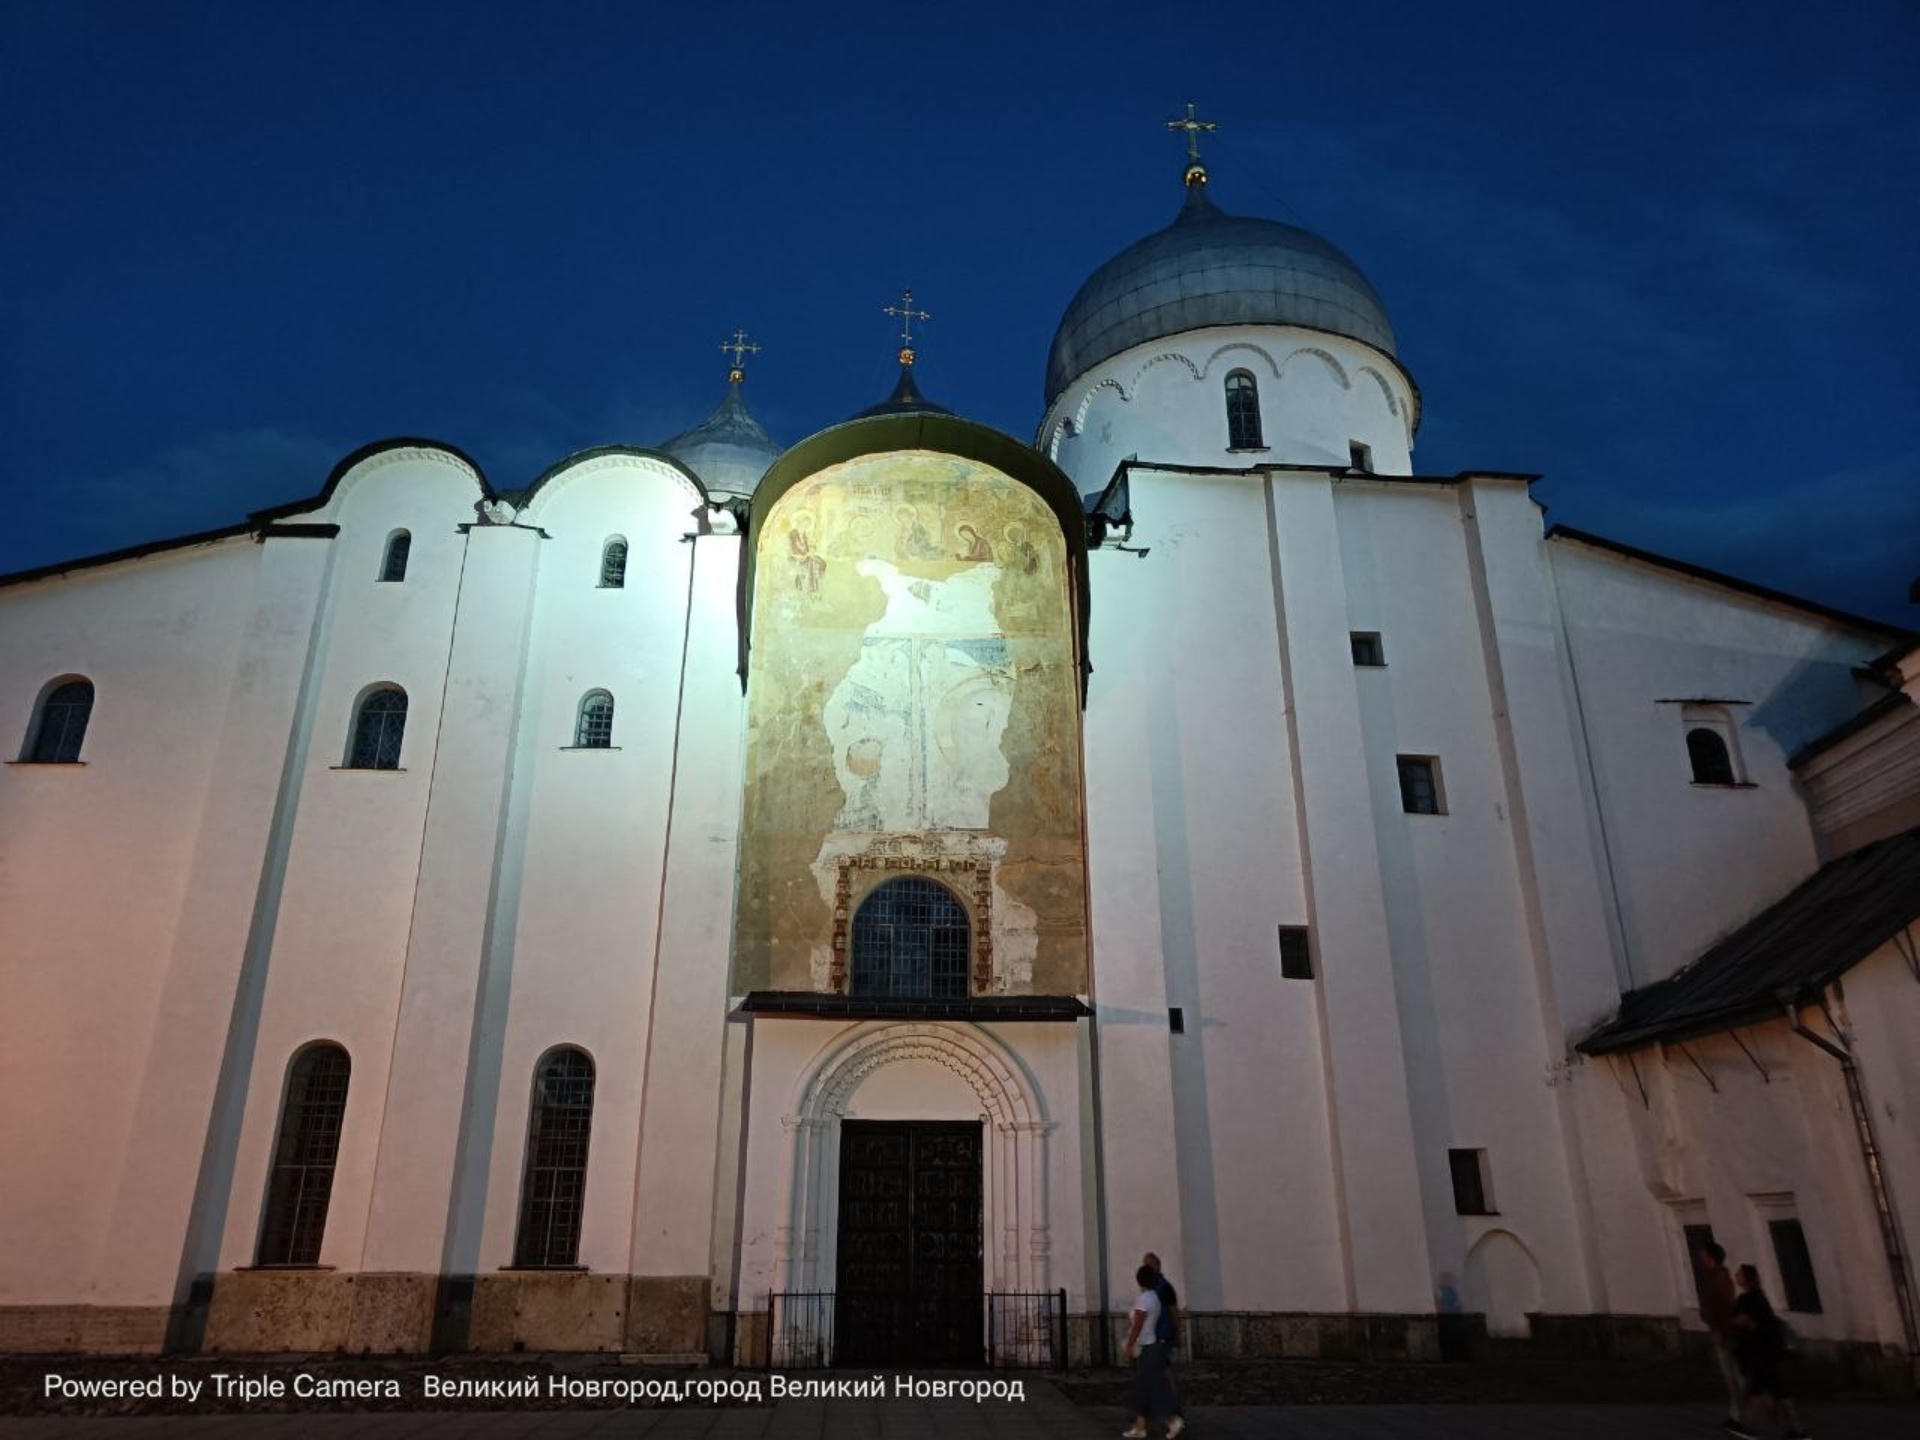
[720,328,761,380]
[883,288,931,358]
[1166,101,1217,165]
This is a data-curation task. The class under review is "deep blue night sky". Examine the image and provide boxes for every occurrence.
[3,2,1915,623]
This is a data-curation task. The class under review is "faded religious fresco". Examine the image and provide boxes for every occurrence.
[734,451,1088,996]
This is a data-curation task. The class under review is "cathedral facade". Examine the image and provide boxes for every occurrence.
[3,156,1916,1376]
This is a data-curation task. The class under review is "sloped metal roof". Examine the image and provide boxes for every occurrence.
[1578,826,1920,1054]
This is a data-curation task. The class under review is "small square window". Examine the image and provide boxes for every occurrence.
[1349,441,1374,473]
[1278,927,1313,979]
[1168,1007,1185,1034]
[1449,1148,1493,1215]
[1350,632,1385,667]
[1397,755,1444,814]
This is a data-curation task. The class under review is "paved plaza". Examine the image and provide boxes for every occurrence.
[3,1386,1915,1440]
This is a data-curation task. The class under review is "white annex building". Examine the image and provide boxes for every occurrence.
[3,142,1918,1379]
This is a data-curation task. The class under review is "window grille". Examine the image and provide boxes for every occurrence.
[1687,728,1736,785]
[1397,755,1443,814]
[850,877,971,999]
[600,539,628,589]
[348,688,408,770]
[258,1044,351,1266]
[380,531,410,582]
[575,690,615,748]
[28,679,94,763]
[514,1048,596,1268]
[1224,370,1263,449]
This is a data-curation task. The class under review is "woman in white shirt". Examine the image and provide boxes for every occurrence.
[1121,1263,1183,1438]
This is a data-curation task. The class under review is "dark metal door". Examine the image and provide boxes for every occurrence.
[835,1120,983,1366]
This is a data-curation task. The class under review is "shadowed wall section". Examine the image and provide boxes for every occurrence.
[735,450,1088,996]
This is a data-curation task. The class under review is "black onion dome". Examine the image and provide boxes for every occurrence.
[1044,179,1396,406]
[852,364,954,421]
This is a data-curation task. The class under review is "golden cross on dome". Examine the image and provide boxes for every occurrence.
[1167,101,1218,166]
[883,288,931,366]
[720,328,761,382]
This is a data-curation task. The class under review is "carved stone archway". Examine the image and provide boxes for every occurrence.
[776,1023,1052,1297]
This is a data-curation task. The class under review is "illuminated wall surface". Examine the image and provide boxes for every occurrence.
[735,451,1087,995]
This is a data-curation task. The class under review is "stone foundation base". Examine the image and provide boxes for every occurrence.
[194,1271,711,1356]
[0,1305,174,1355]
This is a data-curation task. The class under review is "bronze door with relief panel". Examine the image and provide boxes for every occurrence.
[834,1120,983,1366]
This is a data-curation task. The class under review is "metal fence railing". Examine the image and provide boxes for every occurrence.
[763,1290,1067,1370]
[986,1290,1065,1368]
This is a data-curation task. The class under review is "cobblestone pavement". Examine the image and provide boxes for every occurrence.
[4,1391,1917,1439]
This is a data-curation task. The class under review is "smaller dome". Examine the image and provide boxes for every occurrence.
[660,378,781,498]
[851,363,954,421]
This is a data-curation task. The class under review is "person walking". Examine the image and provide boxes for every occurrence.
[1142,1251,1186,1438]
[1696,1242,1749,1436]
[1121,1264,1180,1440]
[1732,1264,1810,1440]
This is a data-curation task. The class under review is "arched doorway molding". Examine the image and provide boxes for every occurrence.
[777,1022,1053,1296]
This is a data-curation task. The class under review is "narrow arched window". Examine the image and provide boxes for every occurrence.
[600,538,628,589]
[574,690,615,748]
[26,678,94,763]
[514,1047,596,1268]
[258,1043,351,1266]
[380,531,411,582]
[1225,369,1263,449]
[1687,728,1736,785]
[347,687,408,770]
[850,876,971,1000]
[1682,703,1744,786]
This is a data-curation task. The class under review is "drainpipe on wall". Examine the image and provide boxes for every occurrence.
[1782,997,1920,1379]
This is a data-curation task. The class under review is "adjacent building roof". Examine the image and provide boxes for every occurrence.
[1548,525,1912,639]
[1044,176,1397,406]
[1577,826,1920,1054]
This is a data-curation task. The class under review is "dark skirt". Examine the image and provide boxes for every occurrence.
[1131,1343,1175,1420]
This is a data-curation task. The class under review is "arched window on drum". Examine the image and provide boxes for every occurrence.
[1224,369,1263,450]
[850,876,972,999]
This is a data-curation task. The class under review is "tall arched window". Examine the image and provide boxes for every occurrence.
[850,877,971,1000]
[600,538,628,589]
[257,1043,351,1266]
[26,678,94,763]
[514,1047,597,1268]
[380,531,411,582]
[347,687,408,770]
[574,690,615,748]
[1224,369,1263,449]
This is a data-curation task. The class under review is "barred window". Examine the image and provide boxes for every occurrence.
[514,1047,597,1268]
[574,690,614,748]
[850,877,971,1000]
[1397,755,1444,815]
[347,687,407,770]
[27,678,94,763]
[600,538,628,589]
[257,1043,351,1266]
[1225,369,1263,449]
[380,531,411,583]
